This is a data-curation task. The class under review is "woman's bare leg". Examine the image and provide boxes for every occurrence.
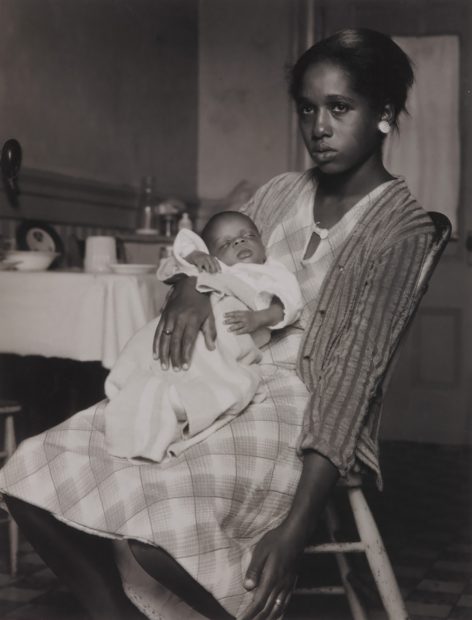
[129,540,234,620]
[5,495,147,620]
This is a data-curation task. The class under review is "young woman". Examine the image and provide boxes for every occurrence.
[1,29,435,620]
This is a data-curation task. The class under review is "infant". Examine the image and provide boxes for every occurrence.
[104,211,302,462]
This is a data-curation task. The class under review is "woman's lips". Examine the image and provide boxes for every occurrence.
[312,147,336,162]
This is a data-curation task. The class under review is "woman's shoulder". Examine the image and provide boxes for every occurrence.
[374,178,436,241]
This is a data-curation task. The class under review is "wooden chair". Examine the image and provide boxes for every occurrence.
[293,211,452,619]
[0,399,21,576]
[120,212,451,619]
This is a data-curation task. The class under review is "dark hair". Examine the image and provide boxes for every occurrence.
[201,211,258,248]
[289,28,414,128]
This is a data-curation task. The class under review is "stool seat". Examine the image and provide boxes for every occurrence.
[0,400,22,415]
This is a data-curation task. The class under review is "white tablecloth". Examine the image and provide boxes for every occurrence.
[0,271,169,369]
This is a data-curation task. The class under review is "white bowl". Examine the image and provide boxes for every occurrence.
[6,250,59,272]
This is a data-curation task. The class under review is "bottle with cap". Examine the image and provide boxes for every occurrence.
[178,212,193,231]
[136,176,158,234]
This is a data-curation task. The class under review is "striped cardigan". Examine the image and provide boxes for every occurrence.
[243,172,435,485]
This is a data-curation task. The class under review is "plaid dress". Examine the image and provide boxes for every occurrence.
[0,176,384,618]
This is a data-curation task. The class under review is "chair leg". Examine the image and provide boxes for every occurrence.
[325,502,369,620]
[348,488,409,620]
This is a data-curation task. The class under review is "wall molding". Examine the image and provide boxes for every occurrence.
[18,168,138,211]
[0,167,139,230]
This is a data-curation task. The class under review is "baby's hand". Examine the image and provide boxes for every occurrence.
[224,310,261,334]
[185,250,221,273]
[225,300,284,335]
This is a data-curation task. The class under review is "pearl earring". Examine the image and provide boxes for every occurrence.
[378,120,391,134]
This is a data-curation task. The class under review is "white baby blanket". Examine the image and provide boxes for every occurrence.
[104,230,302,462]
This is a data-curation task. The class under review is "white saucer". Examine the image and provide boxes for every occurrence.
[110,264,157,275]
[135,228,159,235]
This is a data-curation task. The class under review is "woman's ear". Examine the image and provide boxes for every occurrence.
[378,103,395,134]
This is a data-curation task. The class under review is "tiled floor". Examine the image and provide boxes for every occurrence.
[0,441,470,619]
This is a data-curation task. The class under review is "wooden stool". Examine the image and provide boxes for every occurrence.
[0,400,20,577]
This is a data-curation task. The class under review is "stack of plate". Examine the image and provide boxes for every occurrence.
[110,264,157,275]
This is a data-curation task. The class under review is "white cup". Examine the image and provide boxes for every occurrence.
[84,236,117,273]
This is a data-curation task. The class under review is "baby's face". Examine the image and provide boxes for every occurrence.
[207,216,266,266]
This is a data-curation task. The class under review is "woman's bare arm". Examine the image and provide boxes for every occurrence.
[153,276,216,370]
[239,451,339,620]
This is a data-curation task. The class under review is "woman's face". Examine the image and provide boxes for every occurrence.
[296,60,382,175]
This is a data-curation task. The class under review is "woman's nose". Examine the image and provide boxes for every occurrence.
[312,109,332,138]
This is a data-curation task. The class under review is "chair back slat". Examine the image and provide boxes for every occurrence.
[400,211,452,350]
[415,212,452,298]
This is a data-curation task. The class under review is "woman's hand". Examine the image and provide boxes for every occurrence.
[238,521,305,620]
[153,276,216,370]
[238,452,339,619]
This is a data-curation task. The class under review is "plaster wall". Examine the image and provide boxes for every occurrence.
[197,0,295,200]
[0,0,198,197]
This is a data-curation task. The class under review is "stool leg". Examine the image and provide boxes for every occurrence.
[5,415,19,577]
[5,415,16,457]
[348,488,409,620]
[325,502,369,620]
[8,518,18,577]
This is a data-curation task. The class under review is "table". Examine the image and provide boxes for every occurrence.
[0,270,169,369]
[0,270,170,437]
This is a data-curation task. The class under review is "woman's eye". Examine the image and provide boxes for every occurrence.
[298,104,314,116]
[331,102,349,114]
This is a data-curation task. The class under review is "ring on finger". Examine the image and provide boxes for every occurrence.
[163,328,173,336]
[274,597,283,608]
